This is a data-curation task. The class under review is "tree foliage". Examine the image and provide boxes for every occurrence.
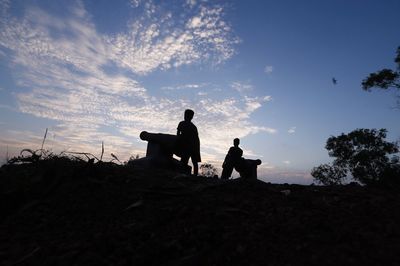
[200,163,218,178]
[311,164,347,185]
[362,46,400,106]
[362,69,400,90]
[312,129,400,185]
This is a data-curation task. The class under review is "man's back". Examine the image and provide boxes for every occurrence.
[177,120,198,140]
[226,146,243,164]
[177,120,200,162]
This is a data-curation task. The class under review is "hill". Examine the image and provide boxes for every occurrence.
[1,158,400,265]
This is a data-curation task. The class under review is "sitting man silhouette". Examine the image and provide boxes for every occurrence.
[221,138,243,179]
[177,109,201,176]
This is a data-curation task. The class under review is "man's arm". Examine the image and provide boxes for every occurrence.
[177,122,182,136]
[223,147,234,167]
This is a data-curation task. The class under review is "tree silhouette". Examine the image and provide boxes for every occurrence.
[362,46,400,106]
[311,164,347,185]
[200,163,218,178]
[312,129,399,185]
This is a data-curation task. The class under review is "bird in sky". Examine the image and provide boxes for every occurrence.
[332,78,337,85]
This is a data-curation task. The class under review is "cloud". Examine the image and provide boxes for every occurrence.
[283,160,290,165]
[129,0,141,8]
[160,83,207,91]
[186,0,197,8]
[105,3,239,75]
[195,97,276,155]
[264,65,273,74]
[231,81,253,93]
[0,0,274,163]
[263,95,272,101]
[288,126,296,134]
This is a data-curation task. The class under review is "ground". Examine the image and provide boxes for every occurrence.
[1,158,400,265]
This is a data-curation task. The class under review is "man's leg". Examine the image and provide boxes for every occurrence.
[221,165,234,179]
[181,154,189,165]
[191,158,198,176]
[180,154,191,174]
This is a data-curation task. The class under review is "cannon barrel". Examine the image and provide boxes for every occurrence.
[140,131,177,144]
[134,131,190,174]
[247,159,262,166]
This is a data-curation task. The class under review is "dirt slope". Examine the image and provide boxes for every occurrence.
[1,159,400,265]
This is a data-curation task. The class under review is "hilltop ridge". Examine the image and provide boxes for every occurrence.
[1,158,400,265]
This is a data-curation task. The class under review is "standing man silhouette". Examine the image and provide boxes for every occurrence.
[221,138,243,179]
[177,109,201,176]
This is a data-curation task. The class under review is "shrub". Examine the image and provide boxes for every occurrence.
[199,163,218,178]
[312,128,400,185]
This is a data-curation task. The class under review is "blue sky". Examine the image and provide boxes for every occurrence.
[0,0,399,184]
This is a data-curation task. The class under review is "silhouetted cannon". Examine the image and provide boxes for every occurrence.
[235,158,262,179]
[133,131,191,173]
[140,131,178,158]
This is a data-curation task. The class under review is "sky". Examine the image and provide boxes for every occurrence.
[0,0,399,184]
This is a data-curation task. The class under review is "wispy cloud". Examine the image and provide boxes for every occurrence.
[105,2,239,75]
[288,126,296,134]
[186,0,197,8]
[0,0,274,163]
[231,81,253,93]
[129,0,141,8]
[264,65,273,74]
[160,83,207,91]
[263,95,272,101]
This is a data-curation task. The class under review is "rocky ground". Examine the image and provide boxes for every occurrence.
[1,158,400,265]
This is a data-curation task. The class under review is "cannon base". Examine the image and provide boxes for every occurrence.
[222,158,261,180]
[132,156,191,175]
[135,131,191,174]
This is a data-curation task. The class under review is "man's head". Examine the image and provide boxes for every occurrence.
[233,138,240,147]
[184,109,194,121]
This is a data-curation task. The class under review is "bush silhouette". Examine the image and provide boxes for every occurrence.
[312,128,400,185]
[199,163,218,178]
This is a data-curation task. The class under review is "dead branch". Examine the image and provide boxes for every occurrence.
[40,128,48,152]
[100,141,104,161]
